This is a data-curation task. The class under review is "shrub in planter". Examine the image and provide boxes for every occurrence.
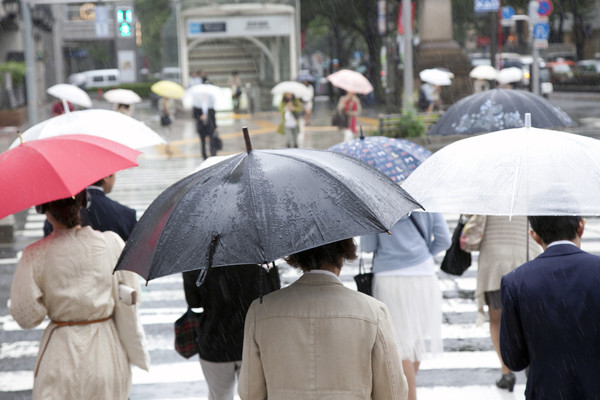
[382,110,427,138]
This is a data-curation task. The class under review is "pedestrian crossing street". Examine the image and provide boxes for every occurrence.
[4,156,600,399]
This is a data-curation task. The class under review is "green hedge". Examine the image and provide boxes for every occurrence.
[85,81,157,98]
[379,111,436,138]
[0,62,26,86]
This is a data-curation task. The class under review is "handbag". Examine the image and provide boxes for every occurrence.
[460,215,487,252]
[160,114,172,126]
[214,133,223,151]
[354,254,373,296]
[174,308,204,359]
[440,215,472,276]
[331,111,348,128]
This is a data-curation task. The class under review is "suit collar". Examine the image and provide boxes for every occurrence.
[539,243,583,258]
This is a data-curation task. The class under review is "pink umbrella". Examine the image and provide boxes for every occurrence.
[326,69,374,95]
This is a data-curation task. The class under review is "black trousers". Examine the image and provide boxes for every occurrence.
[194,107,217,159]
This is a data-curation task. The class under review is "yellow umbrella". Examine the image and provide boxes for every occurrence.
[151,80,185,99]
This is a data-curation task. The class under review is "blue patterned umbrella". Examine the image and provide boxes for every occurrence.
[328,135,432,183]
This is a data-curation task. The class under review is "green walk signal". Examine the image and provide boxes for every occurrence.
[119,21,132,37]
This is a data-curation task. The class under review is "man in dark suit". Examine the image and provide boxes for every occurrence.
[500,215,600,399]
[43,174,137,241]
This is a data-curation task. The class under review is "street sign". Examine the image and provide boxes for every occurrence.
[94,5,109,38]
[474,0,500,13]
[538,0,553,16]
[534,39,549,49]
[533,22,550,40]
[501,6,515,19]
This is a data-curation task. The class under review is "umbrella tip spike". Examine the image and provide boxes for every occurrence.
[242,126,252,153]
[359,125,365,140]
[17,131,23,144]
[524,113,532,128]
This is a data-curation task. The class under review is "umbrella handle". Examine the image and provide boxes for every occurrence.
[195,235,221,287]
[61,98,71,114]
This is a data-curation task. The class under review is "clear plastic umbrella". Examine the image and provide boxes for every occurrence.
[403,114,600,216]
[271,81,312,98]
[10,109,165,150]
[103,89,142,105]
[419,69,452,86]
[496,67,524,84]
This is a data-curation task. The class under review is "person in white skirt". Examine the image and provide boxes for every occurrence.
[361,212,451,400]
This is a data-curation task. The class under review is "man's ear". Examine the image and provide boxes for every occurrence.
[577,218,586,238]
[530,229,544,247]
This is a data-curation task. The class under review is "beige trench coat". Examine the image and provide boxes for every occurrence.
[239,272,408,400]
[10,227,148,400]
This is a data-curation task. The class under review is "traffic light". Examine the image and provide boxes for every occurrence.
[116,7,133,37]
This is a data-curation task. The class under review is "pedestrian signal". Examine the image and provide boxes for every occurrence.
[116,7,133,37]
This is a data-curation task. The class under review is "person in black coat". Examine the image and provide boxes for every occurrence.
[182,264,280,400]
[43,174,137,242]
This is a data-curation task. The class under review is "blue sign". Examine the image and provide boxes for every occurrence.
[533,22,550,40]
[474,0,500,12]
[189,22,227,35]
[501,6,515,19]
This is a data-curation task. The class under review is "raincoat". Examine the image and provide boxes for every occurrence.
[10,226,149,399]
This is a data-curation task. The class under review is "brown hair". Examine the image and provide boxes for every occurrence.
[285,238,357,272]
[36,190,87,228]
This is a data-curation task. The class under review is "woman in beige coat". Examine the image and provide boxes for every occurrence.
[238,239,408,400]
[476,215,542,392]
[10,191,149,399]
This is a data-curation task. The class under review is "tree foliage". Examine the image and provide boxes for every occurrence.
[135,0,172,72]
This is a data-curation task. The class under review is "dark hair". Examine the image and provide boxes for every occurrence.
[285,238,357,272]
[36,190,87,228]
[528,216,582,245]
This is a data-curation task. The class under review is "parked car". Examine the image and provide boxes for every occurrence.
[67,69,121,89]
[575,60,600,73]
[547,62,573,85]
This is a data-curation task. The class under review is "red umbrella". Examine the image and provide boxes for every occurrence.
[0,134,141,220]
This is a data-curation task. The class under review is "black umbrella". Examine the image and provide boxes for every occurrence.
[427,88,575,136]
[115,128,422,282]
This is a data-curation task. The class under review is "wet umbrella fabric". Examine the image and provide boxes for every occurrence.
[0,134,140,220]
[115,148,422,282]
[326,69,374,95]
[403,115,600,216]
[427,89,574,136]
[328,136,432,184]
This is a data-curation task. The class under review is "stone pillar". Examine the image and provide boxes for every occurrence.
[415,0,473,103]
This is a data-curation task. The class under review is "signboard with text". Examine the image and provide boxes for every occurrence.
[474,0,500,13]
[187,15,291,38]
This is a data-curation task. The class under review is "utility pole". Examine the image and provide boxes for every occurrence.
[401,0,413,111]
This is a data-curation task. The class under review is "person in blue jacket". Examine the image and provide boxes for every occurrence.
[361,212,451,400]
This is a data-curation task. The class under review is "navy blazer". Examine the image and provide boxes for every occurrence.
[84,188,137,242]
[500,243,600,399]
[43,188,136,242]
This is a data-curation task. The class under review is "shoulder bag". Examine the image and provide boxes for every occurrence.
[460,215,487,252]
[174,308,205,359]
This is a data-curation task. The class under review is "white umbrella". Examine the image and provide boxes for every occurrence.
[419,69,452,86]
[469,65,498,80]
[103,89,142,105]
[183,84,223,109]
[402,114,600,216]
[496,67,524,85]
[47,83,93,109]
[271,81,312,99]
[10,109,166,150]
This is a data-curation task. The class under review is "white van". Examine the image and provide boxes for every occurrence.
[68,69,121,89]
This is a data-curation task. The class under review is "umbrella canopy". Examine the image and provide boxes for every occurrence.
[496,67,524,84]
[427,89,574,136]
[151,80,185,99]
[403,114,600,216]
[103,89,142,105]
[271,81,313,99]
[326,69,374,95]
[419,69,452,86]
[115,135,422,282]
[10,109,166,150]
[183,84,222,109]
[469,65,498,80]
[47,84,93,108]
[0,134,140,220]
[328,135,432,184]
